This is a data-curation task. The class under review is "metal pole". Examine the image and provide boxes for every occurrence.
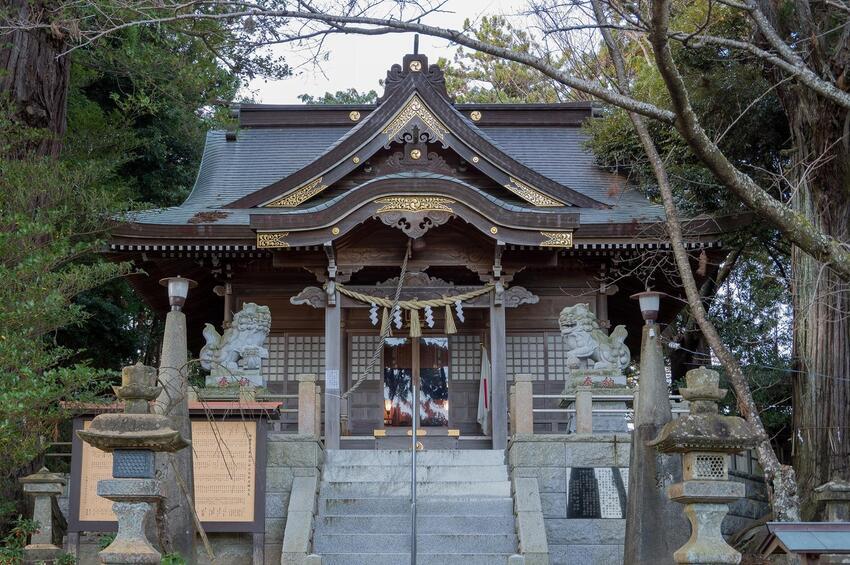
[411,379,418,565]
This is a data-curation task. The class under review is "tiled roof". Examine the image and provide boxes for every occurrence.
[128,123,664,227]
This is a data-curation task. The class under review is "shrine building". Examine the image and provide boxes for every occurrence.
[108,52,725,452]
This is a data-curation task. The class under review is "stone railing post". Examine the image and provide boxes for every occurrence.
[575,386,593,434]
[650,367,763,565]
[315,384,322,439]
[19,467,67,563]
[297,373,318,436]
[514,374,534,435]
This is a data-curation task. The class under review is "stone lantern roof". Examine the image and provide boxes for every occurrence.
[76,363,189,453]
[649,367,764,453]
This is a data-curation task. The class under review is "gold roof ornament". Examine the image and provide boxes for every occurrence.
[470,110,482,122]
[256,231,290,249]
[383,95,449,142]
[540,231,574,248]
[374,196,455,214]
[349,110,361,122]
[264,177,327,208]
[505,177,565,207]
[409,60,422,72]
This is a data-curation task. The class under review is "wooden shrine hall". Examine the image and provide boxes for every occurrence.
[108,52,726,451]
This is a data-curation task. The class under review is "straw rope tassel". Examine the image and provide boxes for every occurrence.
[444,303,457,334]
[380,306,391,337]
[409,308,422,338]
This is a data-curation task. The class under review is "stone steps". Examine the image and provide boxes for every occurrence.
[320,480,512,498]
[313,449,517,563]
[320,495,514,515]
[313,533,518,554]
[319,552,517,565]
[316,514,516,534]
[324,449,506,467]
[322,464,508,482]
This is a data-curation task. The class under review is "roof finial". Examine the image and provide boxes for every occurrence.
[413,34,419,55]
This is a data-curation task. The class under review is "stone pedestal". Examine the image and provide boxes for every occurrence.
[668,481,745,564]
[19,467,67,564]
[97,478,163,565]
[561,369,630,433]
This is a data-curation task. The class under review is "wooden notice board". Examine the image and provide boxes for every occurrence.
[69,418,266,533]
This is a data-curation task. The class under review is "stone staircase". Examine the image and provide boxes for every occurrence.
[313,449,519,564]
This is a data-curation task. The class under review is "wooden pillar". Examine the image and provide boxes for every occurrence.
[490,294,508,450]
[324,291,341,449]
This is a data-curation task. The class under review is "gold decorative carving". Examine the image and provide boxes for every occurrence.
[383,95,448,142]
[331,226,340,235]
[352,156,360,164]
[490,226,498,235]
[409,149,422,160]
[349,110,361,121]
[472,156,480,163]
[470,110,482,122]
[409,60,422,72]
[264,177,327,208]
[256,231,290,249]
[505,177,565,207]
[374,196,455,214]
[540,231,574,248]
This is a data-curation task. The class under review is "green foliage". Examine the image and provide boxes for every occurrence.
[438,16,566,103]
[584,2,794,440]
[298,88,378,105]
[0,105,129,523]
[0,516,37,563]
[161,553,187,565]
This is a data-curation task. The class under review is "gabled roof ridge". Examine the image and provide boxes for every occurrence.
[225,53,609,210]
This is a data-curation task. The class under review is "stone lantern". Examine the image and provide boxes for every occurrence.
[18,467,67,564]
[77,363,189,564]
[649,367,764,565]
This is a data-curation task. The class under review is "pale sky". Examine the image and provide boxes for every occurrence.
[246,0,526,104]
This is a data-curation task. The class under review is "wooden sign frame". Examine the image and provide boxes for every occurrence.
[68,416,267,534]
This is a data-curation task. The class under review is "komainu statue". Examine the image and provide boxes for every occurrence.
[200,303,271,386]
[559,303,630,371]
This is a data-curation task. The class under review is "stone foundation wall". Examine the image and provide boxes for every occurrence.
[509,435,771,565]
[509,434,631,565]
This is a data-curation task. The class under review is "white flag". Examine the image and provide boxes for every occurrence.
[477,346,491,436]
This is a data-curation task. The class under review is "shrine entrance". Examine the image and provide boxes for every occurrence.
[382,336,450,430]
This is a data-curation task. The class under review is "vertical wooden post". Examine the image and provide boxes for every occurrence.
[509,384,516,436]
[490,294,508,450]
[324,291,341,449]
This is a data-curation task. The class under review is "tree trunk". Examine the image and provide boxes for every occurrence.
[763,0,850,520]
[0,0,69,158]
[785,92,850,519]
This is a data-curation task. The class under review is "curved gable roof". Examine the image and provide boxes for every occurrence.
[226,53,608,210]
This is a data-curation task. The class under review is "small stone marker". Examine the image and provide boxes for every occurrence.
[19,467,67,564]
